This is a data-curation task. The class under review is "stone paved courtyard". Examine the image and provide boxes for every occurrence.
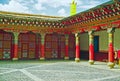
[0,60,120,81]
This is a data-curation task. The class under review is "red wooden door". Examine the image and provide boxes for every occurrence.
[21,43,28,59]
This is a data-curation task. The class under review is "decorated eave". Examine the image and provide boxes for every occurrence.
[0,11,66,33]
[0,0,120,34]
[62,0,120,33]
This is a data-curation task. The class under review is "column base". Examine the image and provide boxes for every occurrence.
[107,62,115,69]
[119,59,120,66]
[12,58,18,61]
[89,60,94,65]
[40,57,45,60]
[75,58,80,62]
[64,57,69,60]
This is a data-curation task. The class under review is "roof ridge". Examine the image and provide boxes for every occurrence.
[0,11,64,19]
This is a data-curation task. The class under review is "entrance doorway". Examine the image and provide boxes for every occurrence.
[45,34,65,59]
[22,43,28,59]
[0,31,12,60]
[94,36,99,52]
[18,33,36,59]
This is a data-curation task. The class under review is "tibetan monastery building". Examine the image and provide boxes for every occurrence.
[0,0,120,68]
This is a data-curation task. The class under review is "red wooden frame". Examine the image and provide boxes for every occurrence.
[45,33,75,59]
[18,32,37,59]
[0,30,12,60]
[45,34,66,59]
[69,34,75,58]
[21,43,28,59]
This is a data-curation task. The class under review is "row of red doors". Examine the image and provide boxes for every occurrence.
[19,34,75,59]
[0,31,75,60]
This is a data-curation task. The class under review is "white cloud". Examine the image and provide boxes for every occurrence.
[57,8,67,16]
[79,5,97,9]
[0,0,31,13]
[0,0,110,16]
[78,0,101,10]
[35,3,46,11]
[89,0,100,4]
[35,0,82,8]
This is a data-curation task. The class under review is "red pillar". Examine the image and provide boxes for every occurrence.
[88,31,94,65]
[75,33,80,62]
[108,43,114,62]
[36,33,40,59]
[118,50,120,66]
[40,34,45,60]
[107,28,115,68]
[64,34,69,60]
[12,32,19,60]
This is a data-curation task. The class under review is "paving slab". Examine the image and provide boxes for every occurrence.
[0,60,120,81]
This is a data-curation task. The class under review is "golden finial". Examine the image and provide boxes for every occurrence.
[72,0,75,3]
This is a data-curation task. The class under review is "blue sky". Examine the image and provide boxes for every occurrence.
[0,0,110,17]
